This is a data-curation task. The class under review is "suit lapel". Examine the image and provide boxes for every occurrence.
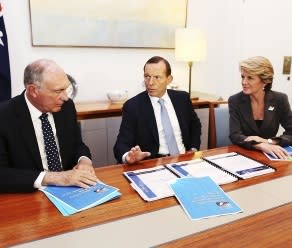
[238,93,260,133]
[14,93,43,170]
[261,91,276,131]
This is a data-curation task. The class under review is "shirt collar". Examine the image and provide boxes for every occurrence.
[24,91,43,121]
[148,91,170,103]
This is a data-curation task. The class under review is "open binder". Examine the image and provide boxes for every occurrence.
[166,158,238,185]
[203,152,275,179]
[123,152,275,201]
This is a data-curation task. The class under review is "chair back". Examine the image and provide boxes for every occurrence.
[214,105,232,147]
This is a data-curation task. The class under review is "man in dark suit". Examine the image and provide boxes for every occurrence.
[114,56,201,164]
[0,59,98,193]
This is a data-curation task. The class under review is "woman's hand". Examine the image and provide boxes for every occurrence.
[244,136,267,144]
[254,143,289,159]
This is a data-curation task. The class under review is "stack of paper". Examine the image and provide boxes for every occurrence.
[123,165,177,201]
[170,177,242,220]
[40,182,121,216]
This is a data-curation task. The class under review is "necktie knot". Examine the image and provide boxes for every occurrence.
[40,113,48,121]
[158,98,164,105]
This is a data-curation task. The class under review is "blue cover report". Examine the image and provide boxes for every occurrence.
[41,182,121,216]
[170,177,242,220]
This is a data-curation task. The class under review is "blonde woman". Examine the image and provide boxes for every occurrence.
[229,56,292,159]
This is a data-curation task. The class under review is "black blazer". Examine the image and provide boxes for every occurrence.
[114,90,201,163]
[0,92,91,193]
[228,90,292,149]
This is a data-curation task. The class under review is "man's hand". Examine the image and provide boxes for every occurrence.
[42,160,99,188]
[73,157,95,175]
[125,145,151,164]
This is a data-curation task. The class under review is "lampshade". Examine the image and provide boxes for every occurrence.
[175,28,206,62]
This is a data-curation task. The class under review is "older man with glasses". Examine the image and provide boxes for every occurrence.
[0,59,99,193]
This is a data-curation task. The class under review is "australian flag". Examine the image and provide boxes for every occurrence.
[0,7,11,102]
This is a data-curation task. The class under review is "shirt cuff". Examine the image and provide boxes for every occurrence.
[78,156,92,164]
[122,152,129,163]
[33,171,46,189]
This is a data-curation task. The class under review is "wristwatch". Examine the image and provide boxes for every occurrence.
[267,138,273,144]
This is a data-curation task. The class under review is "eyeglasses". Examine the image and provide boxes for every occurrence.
[37,84,73,98]
[50,85,73,96]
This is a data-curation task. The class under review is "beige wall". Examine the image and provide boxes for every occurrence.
[2,0,292,103]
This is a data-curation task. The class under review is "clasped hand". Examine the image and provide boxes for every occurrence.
[43,160,99,188]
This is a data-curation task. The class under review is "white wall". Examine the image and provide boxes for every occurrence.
[1,0,292,103]
[241,0,292,103]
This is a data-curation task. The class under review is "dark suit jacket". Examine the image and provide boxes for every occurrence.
[114,90,201,163]
[0,92,91,193]
[228,90,292,149]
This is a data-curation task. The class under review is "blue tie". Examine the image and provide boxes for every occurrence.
[158,99,179,155]
[39,113,62,171]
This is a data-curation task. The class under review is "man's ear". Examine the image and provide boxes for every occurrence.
[167,75,173,85]
[27,84,39,98]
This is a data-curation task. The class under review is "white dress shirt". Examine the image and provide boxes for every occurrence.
[122,92,186,162]
[25,92,91,188]
[149,92,186,155]
[24,93,62,188]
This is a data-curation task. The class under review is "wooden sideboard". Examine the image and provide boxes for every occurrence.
[75,98,227,150]
[75,99,211,120]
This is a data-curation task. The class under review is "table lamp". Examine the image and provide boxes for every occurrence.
[175,28,206,99]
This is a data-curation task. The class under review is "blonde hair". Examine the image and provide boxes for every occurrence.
[239,56,274,91]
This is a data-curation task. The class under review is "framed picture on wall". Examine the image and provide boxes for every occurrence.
[29,0,188,48]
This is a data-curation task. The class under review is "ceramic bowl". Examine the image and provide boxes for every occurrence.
[107,90,128,103]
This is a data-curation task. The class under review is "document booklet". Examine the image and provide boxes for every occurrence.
[166,159,238,185]
[170,177,242,220]
[123,165,178,201]
[203,152,275,179]
[40,182,121,216]
[124,152,275,201]
[263,146,292,161]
